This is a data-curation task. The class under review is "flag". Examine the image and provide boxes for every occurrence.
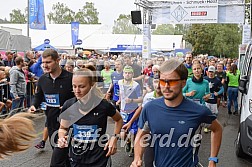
[71,22,80,46]
[29,0,46,30]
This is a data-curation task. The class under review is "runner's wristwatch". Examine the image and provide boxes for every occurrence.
[113,134,120,140]
[208,157,218,163]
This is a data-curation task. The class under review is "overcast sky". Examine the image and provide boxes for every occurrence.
[0,0,137,25]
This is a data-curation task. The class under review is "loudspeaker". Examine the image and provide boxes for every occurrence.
[131,11,142,24]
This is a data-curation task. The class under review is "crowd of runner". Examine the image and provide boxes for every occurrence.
[0,49,241,166]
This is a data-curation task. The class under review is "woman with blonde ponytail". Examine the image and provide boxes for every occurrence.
[0,113,36,159]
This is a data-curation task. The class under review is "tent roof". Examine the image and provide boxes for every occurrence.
[33,43,56,51]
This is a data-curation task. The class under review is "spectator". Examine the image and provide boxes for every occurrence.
[30,55,44,78]
[0,70,12,114]
[64,60,74,73]
[226,64,240,115]
[3,51,15,67]
[9,56,26,111]
[24,51,34,63]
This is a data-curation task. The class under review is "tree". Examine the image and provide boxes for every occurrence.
[174,24,191,35]
[47,2,75,24]
[75,2,99,24]
[112,14,141,34]
[152,24,175,35]
[184,24,241,58]
[9,9,26,23]
[47,2,99,24]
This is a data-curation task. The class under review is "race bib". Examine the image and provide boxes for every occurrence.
[40,102,47,110]
[44,94,60,107]
[73,124,98,143]
[120,112,129,122]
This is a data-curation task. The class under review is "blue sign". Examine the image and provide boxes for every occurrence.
[117,44,142,49]
[29,0,46,30]
[71,22,80,46]
[44,39,50,44]
[76,39,82,45]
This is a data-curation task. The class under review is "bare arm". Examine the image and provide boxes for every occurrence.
[133,74,144,81]
[130,106,142,123]
[105,110,123,157]
[208,119,223,167]
[130,129,149,167]
[112,110,123,135]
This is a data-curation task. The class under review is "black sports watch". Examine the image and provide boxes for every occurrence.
[208,157,218,163]
[113,134,120,140]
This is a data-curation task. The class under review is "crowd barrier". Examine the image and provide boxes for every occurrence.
[0,80,37,117]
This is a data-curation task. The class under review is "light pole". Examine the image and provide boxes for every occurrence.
[27,0,30,37]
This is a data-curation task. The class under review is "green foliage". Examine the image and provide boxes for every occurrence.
[184,24,242,58]
[112,14,141,34]
[152,24,175,35]
[9,9,26,23]
[152,24,189,35]
[47,2,99,24]
[75,2,99,24]
[47,2,75,24]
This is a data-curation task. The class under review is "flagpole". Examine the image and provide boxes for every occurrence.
[27,0,30,37]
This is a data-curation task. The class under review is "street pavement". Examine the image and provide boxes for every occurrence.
[1,106,252,167]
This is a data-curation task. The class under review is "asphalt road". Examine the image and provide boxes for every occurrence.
[1,106,252,167]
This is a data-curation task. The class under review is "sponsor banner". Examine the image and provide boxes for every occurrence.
[142,24,151,59]
[71,22,80,46]
[29,0,46,30]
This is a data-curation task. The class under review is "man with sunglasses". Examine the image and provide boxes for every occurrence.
[142,73,163,167]
[131,59,222,167]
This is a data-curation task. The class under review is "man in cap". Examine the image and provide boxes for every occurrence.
[204,66,224,132]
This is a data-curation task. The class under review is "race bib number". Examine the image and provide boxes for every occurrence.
[120,112,129,122]
[73,124,98,143]
[44,94,60,107]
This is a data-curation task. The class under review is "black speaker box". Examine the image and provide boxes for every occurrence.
[131,11,142,24]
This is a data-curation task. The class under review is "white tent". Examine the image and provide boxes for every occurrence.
[0,24,183,51]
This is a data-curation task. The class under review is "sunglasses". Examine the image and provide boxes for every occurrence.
[159,79,181,87]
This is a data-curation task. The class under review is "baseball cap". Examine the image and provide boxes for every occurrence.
[123,65,134,73]
[208,66,216,72]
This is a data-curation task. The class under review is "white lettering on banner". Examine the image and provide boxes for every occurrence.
[151,0,244,24]
[170,0,218,23]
